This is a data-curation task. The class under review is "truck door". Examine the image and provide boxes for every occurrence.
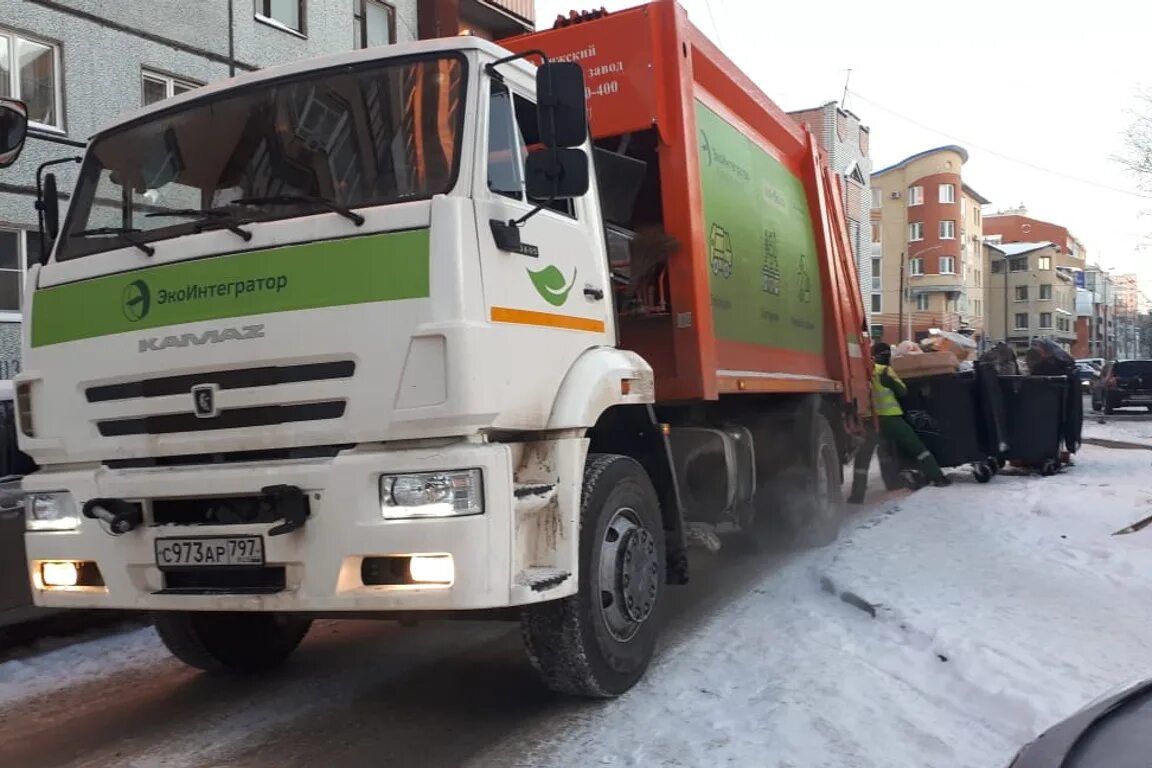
[474,78,612,361]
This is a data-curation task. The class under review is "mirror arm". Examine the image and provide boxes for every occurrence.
[485,48,549,78]
[511,204,548,228]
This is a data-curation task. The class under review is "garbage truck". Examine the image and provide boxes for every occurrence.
[13,0,871,697]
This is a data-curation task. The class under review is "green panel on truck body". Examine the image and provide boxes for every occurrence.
[695,101,825,353]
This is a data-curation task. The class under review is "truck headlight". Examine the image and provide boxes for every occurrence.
[380,470,483,519]
[26,492,80,531]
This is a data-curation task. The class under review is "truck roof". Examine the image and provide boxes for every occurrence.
[89,36,522,142]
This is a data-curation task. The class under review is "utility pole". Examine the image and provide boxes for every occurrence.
[897,250,905,341]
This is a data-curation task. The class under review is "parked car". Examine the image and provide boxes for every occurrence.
[1091,360,1152,413]
[1076,363,1098,394]
[1007,677,1152,767]
[1076,357,1105,372]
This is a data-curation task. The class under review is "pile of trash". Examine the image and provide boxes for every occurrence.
[888,329,978,379]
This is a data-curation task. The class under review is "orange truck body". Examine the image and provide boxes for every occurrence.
[505,1,872,425]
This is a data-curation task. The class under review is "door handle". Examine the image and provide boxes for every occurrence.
[584,287,604,301]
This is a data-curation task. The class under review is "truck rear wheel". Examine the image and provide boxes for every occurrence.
[153,611,312,674]
[521,454,665,698]
[776,413,844,548]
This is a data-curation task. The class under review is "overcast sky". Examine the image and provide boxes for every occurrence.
[534,0,1152,294]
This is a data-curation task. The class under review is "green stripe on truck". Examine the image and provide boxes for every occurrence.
[31,229,431,347]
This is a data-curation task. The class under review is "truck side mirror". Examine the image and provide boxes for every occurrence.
[536,62,588,148]
[41,172,60,242]
[0,98,29,170]
[526,148,589,201]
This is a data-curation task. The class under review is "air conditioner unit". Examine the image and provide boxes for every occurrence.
[890,191,901,199]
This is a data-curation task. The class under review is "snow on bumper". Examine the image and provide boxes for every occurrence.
[23,439,581,613]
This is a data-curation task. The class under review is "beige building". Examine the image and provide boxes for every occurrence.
[985,241,1078,350]
[869,146,989,343]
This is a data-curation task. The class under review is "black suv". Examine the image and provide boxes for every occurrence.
[1091,359,1152,413]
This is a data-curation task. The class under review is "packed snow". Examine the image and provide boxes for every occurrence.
[1082,411,1152,447]
[3,441,1152,768]
[477,444,1152,768]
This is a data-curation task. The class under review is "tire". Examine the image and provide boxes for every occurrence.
[521,454,665,698]
[973,463,993,483]
[775,413,844,548]
[153,611,312,674]
[1040,459,1059,477]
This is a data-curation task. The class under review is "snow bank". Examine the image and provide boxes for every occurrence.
[483,445,1152,768]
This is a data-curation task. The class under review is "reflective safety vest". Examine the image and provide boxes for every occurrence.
[872,363,903,416]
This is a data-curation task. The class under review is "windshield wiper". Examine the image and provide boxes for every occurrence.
[71,227,156,257]
[232,195,365,226]
[145,209,253,241]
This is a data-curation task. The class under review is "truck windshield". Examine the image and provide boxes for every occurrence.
[57,53,465,261]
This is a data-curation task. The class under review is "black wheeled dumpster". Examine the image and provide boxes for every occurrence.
[998,374,1068,475]
[897,368,1004,483]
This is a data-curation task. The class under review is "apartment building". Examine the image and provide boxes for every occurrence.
[869,146,990,343]
[0,0,533,378]
[788,102,872,320]
[985,241,1078,350]
[983,207,1086,260]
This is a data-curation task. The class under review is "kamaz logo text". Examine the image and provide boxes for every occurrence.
[138,324,265,353]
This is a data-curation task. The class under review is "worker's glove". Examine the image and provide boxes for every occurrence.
[879,367,898,390]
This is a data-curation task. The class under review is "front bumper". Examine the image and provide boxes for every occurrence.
[24,440,578,613]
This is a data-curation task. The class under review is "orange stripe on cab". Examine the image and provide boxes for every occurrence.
[490,307,605,333]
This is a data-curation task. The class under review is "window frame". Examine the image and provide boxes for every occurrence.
[871,293,881,313]
[939,220,956,240]
[1009,256,1029,272]
[871,257,881,291]
[254,0,306,36]
[1014,285,1029,302]
[1037,255,1052,270]
[355,0,397,48]
[939,256,955,275]
[909,257,924,277]
[1014,313,1029,330]
[141,69,201,106]
[0,26,64,131]
[0,226,38,319]
[939,183,955,204]
[915,293,929,311]
[1039,283,1053,300]
[908,222,924,242]
[907,185,923,206]
[870,187,882,209]
[1039,312,1053,329]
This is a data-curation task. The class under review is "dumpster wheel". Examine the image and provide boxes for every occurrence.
[972,462,994,484]
[1040,459,1060,477]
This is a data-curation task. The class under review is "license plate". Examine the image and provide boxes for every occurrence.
[155,536,265,568]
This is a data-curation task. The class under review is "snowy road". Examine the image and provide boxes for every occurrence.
[3,441,1152,767]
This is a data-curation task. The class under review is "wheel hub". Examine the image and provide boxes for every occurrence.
[598,507,660,642]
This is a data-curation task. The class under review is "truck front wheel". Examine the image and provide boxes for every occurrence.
[153,611,312,674]
[521,454,665,698]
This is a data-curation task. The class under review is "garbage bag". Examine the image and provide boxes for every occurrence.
[1025,337,1075,376]
[979,343,1019,376]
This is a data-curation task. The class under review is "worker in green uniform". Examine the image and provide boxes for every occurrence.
[871,342,951,488]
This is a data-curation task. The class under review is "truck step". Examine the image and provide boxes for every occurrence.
[684,522,722,554]
[515,567,571,592]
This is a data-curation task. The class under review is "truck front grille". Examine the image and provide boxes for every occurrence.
[86,361,355,402]
[152,495,280,526]
[96,400,346,436]
[158,567,286,595]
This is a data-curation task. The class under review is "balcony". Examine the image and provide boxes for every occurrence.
[465,0,534,36]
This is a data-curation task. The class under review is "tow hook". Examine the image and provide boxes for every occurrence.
[263,484,310,536]
[82,498,144,534]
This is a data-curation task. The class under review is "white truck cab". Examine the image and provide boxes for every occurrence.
[17,38,664,696]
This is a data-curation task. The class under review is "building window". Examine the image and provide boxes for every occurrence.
[909,222,924,241]
[939,220,956,240]
[991,261,1003,274]
[255,0,304,33]
[871,293,881,313]
[141,70,200,106]
[909,258,924,276]
[1039,312,1053,329]
[974,299,982,316]
[1037,255,1052,270]
[1010,256,1028,272]
[1014,313,1029,330]
[939,184,955,204]
[916,294,930,311]
[1014,285,1029,302]
[871,188,882,209]
[870,323,884,339]
[907,185,923,206]
[871,257,881,291]
[0,228,39,314]
[870,222,881,243]
[1039,283,1052,300]
[355,0,396,48]
[0,28,62,129]
[939,256,955,274]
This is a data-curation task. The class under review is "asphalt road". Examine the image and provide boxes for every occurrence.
[0,534,809,768]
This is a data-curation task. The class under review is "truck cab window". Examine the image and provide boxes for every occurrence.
[487,82,523,200]
[486,81,577,218]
